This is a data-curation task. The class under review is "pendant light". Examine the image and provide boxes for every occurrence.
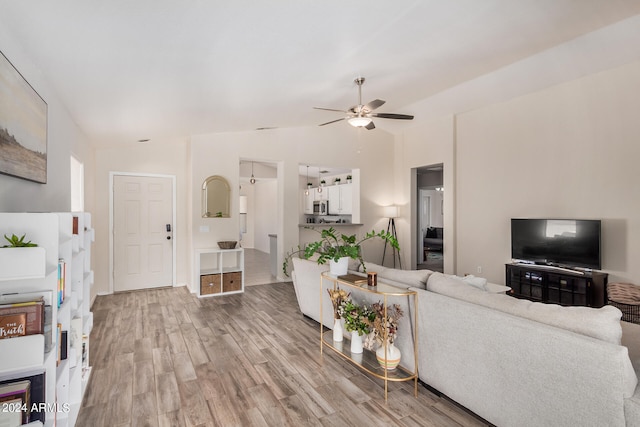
[250,161,256,184]
[317,167,323,193]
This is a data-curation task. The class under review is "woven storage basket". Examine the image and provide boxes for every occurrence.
[217,241,237,249]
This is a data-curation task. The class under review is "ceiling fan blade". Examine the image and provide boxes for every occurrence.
[318,118,345,126]
[365,121,376,130]
[363,99,385,113]
[313,107,348,113]
[371,113,414,120]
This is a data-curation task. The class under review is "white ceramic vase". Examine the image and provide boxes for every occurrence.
[329,257,349,276]
[350,331,363,354]
[376,342,401,370]
[333,318,343,342]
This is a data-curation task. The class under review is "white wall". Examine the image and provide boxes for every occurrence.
[190,125,397,288]
[395,116,456,272]
[0,26,95,215]
[455,59,640,285]
[92,140,190,295]
[239,184,255,248]
[0,25,97,302]
[396,58,640,285]
[422,190,443,228]
[253,179,277,253]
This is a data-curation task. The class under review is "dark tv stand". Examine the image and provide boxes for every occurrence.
[505,263,608,307]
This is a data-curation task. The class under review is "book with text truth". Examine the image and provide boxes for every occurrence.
[0,298,44,336]
[0,312,26,339]
[0,292,52,353]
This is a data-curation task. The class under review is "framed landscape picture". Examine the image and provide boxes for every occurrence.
[0,50,47,184]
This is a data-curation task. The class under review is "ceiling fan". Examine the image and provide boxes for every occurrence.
[314,77,414,130]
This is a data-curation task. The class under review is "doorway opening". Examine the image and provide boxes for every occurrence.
[416,164,444,272]
[239,159,279,286]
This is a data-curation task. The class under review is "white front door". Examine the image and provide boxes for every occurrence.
[113,175,174,292]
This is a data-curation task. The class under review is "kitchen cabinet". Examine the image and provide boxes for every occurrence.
[314,186,328,201]
[328,183,352,215]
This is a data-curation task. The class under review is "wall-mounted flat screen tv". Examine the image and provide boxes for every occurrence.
[511,219,601,270]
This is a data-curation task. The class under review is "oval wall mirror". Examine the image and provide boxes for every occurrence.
[202,175,230,218]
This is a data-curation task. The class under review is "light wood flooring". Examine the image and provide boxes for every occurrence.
[243,248,279,286]
[77,282,488,427]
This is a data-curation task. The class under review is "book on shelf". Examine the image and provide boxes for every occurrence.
[0,313,26,339]
[0,297,45,338]
[82,334,89,371]
[0,379,31,424]
[0,292,53,351]
[337,274,368,285]
[57,260,67,308]
[0,396,23,426]
[60,331,68,361]
[43,305,52,353]
[0,370,46,424]
[56,323,62,366]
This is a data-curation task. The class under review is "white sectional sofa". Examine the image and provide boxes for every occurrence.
[291,257,640,427]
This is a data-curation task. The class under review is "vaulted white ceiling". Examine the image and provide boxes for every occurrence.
[1,1,640,147]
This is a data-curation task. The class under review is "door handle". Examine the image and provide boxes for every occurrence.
[166,224,172,232]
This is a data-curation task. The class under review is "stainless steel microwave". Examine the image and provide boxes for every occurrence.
[313,200,328,215]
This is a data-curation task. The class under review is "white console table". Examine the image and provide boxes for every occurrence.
[195,248,244,297]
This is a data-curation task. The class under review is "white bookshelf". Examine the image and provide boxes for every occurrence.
[0,212,93,427]
[195,248,244,297]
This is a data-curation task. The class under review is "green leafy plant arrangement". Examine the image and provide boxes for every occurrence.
[340,299,375,336]
[3,233,38,248]
[282,227,399,276]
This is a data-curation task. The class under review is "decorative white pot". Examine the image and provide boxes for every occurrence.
[0,247,46,281]
[329,257,349,276]
[376,342,401,370]
[350,331,363,354]
[333,318,343,342]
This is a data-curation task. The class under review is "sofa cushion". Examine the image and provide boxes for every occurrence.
[446,274,487,290]
[427,272,623,345]
[359,262,432,290]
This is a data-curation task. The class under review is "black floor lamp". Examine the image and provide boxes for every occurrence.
[381,205,401,268]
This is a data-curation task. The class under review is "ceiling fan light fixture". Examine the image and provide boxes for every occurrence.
[348,116,372,128]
